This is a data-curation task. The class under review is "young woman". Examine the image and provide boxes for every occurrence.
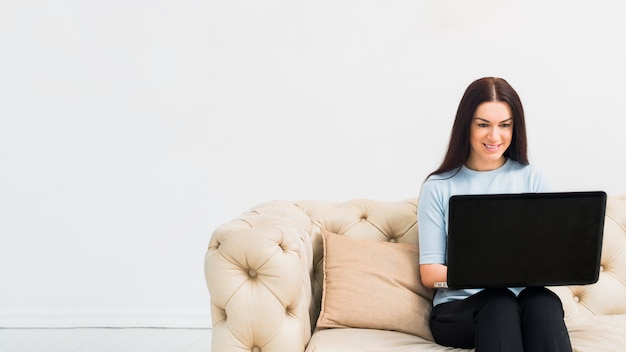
[417,77,572,351]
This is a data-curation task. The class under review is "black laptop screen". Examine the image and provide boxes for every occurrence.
[446,191,606,289]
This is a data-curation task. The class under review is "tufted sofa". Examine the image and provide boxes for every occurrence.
[204,195,626,352]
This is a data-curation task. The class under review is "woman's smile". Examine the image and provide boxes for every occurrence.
[484,143,503,151]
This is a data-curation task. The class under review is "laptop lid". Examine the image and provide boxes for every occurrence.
[446,191,606,289]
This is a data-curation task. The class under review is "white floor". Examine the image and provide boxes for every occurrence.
[0,328,212,352]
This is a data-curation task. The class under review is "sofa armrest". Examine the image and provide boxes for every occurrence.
[205,201,313,352]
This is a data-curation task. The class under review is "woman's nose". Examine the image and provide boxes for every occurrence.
[487,127,499,140]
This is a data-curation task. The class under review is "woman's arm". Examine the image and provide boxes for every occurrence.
[418,180,449,288]
[420,263,448,288]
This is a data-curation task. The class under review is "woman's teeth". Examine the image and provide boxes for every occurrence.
[485,144,500,150]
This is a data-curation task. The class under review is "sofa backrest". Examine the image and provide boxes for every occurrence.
[298,195,626,326]
[297,198,422,327]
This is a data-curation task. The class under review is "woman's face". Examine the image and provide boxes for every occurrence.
[466,101,513,171]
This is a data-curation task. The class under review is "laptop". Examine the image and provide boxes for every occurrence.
[445,191,607,289]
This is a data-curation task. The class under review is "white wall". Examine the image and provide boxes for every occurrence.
[1,0,625,327]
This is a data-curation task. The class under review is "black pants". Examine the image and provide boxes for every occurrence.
[429,287,572,352]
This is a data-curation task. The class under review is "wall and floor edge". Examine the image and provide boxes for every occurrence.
[0,308,212,329]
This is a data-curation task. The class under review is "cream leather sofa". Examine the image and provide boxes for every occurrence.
[205,195,626,352]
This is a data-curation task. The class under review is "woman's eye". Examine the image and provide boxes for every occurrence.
[478,124,489,128]
[500,124,512,128]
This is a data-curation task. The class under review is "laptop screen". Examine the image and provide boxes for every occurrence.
[446,191,606,289]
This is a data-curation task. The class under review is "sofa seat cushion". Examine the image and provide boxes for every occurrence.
[305,328,471,352]
[566,314,626,352]
[305,315,626,352]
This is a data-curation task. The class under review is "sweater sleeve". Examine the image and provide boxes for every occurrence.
[417,179,448,265]
[530,164,552,192]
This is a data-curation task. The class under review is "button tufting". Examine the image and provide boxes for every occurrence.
[573,296,580,303]
[389,238,397,243]
[248,269,257,278]
[252,347,261,352]
[600,265,605,272]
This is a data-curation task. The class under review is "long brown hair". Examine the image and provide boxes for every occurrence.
[428,77,529,178]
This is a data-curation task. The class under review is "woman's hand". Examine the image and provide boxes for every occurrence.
[420,263,448,288]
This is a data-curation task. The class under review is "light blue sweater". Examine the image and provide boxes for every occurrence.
[417,159,551,306]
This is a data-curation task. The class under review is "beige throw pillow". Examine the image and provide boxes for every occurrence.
[316,228,434,341]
